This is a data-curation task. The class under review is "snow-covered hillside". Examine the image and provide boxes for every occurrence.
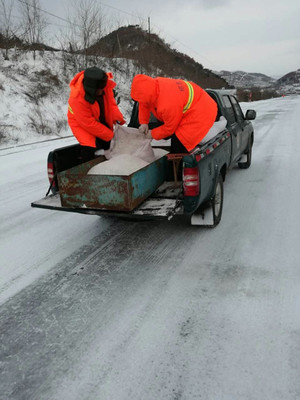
[0,50,137,147]
[215,68,300,95]
[277,69,300,94]
[215,70,276,88]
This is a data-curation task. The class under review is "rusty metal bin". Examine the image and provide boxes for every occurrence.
[58,155,168,211]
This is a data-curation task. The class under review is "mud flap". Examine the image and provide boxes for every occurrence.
[191,203,214,226]
[238,154,247,163]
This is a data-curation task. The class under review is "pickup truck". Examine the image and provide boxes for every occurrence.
[31,89,256,227]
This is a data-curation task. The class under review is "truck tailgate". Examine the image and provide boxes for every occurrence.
[31,194,182,220]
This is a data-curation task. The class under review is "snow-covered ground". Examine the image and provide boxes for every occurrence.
[0,96,300,399]
[0,50,136,147]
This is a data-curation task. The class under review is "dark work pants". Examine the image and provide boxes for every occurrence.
[168,135,188,180]
[170,134,188,154]
[80,138,111,163]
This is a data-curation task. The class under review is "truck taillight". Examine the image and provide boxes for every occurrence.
[183,167,199,196]
[47,162,56,188]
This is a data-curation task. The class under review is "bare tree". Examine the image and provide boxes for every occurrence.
[0,0,18,60]
[67,0,106,68]
[18,0,48,60]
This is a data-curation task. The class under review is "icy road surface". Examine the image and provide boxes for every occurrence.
[1,96,300,400]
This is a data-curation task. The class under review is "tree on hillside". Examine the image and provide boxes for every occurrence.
[18,0,48,60]
[61,0,106,69]
[0,0,19,60]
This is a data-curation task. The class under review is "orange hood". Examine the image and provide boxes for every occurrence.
[131,74,158,105]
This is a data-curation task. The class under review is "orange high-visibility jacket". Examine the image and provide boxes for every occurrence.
[67,71,125,148]
[131,75,217,151]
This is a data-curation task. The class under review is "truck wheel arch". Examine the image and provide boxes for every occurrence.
[220,164,227,183]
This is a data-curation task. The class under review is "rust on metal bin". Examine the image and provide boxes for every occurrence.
[58,155,168,212]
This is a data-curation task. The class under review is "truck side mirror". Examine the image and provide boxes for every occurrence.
[245,110,256,120]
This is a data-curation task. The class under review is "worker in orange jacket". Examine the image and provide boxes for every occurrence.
[131,74,217,153]
[68,67,125,161]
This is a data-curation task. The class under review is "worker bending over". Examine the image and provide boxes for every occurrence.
[68,67,125,161]
[131,74,217,153]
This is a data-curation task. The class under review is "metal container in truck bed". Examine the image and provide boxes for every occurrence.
[58,154,168,212]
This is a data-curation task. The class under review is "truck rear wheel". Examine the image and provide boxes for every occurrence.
[212,174,224,226]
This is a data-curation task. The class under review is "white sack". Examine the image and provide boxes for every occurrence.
[106,125,156,163]
[200,116,227,145]
[87,126,169,176]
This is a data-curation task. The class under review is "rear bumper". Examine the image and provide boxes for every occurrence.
[31,194,183,221]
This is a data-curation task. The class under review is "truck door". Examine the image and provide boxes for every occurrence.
[230,96,251,153]
[222,95,241,164]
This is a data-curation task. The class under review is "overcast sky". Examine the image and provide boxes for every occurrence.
[14,0,300,77]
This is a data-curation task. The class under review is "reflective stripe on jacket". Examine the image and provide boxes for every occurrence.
[183,81,194,113]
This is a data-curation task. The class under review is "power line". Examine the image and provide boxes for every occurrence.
[14,0,219,70]
[16,0,142,27]
[96,1,144,20]
[153,23,221,70]
[97,1,220,69]
[0,11,69,29]
[16,0,81,27]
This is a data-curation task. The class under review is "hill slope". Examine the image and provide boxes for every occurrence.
[276,69,300,94]
[215,70,276,88]
[87,25,230,89]
[277,69,300,85]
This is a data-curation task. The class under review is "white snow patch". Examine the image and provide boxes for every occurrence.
[88,148,168,176]
[88,154,149,175]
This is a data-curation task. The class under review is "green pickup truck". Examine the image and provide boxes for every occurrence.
[31,89,256,227]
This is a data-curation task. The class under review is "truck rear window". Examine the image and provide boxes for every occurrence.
[222,95,236,124]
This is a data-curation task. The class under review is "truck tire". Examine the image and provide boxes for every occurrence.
[212,174,224,226]
[238,142,252,169]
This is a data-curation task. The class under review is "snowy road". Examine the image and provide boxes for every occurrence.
[1,96,300,400]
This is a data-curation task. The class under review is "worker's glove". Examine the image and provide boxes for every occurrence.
[114,119,126,127]
[145,130,152,140]
[139,124,149,135]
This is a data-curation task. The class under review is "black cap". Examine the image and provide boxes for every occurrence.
[83,67,108,104]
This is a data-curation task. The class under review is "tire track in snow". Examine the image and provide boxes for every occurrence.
[0,218,204,400]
